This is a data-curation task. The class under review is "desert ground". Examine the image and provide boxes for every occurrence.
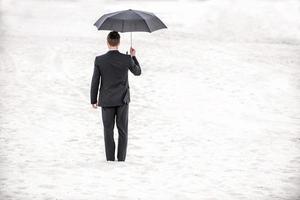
[0,0,300,199]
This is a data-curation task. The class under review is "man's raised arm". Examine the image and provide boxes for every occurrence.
[129,47,141,76]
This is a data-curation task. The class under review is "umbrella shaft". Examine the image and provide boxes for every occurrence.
[130,32,132,48]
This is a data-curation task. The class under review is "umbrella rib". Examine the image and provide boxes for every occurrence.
[121,20,125,32]
[99,17,111,30]
[133,12,152,32]
[94,11,123,29]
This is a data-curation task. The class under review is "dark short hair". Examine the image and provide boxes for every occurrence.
[107,31,120,46]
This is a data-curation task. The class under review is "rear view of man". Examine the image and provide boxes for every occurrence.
[90,31,141,162]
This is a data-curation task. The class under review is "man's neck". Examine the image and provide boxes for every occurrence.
[108,47,118,51]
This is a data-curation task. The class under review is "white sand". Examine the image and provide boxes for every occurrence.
[0,0,300,199]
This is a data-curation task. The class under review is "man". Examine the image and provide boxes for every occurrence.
[90,31,141,162]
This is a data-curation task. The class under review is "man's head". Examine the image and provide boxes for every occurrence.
[107,31,120,48]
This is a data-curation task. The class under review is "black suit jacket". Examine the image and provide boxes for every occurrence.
[90,50,141,107]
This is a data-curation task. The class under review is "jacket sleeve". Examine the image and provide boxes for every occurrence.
[90,57,101,104]
[129,56,141,76]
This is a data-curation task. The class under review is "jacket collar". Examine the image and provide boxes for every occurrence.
[107,49,119,54]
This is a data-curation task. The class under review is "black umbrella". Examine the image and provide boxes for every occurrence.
[94,9,167,47]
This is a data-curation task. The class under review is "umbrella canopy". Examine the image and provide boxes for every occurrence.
[94,9,167,47]
[94,9,167,33]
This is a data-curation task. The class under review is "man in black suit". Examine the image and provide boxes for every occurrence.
[90,31,141,162]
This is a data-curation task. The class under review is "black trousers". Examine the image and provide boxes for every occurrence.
[101,103,128,161]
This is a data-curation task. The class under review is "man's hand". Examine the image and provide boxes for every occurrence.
[92,103,98,109]
[130,47,136,57]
